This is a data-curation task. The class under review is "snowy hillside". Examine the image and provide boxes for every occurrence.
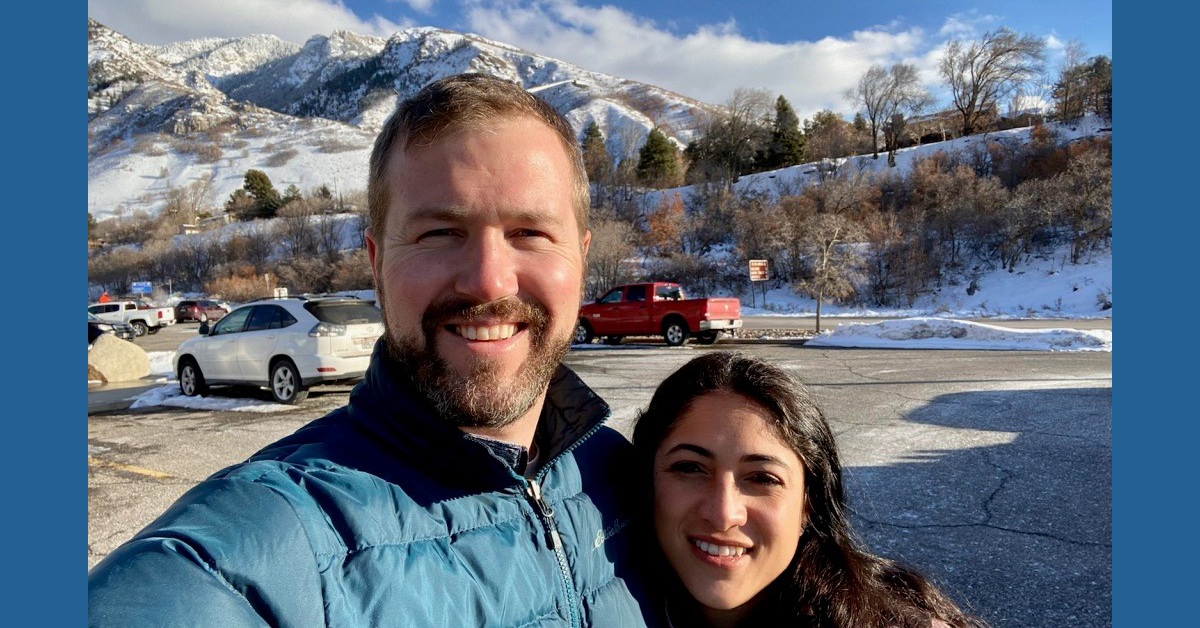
[645,115,1113,207]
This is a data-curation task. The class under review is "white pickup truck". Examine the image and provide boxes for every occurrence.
[88,299,176,336]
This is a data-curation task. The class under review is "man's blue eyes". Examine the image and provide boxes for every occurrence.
[418,229,548,240]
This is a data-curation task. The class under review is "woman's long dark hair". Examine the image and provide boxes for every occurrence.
[632,352,988,628]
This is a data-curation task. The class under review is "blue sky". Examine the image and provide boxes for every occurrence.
[88,0,1112,121]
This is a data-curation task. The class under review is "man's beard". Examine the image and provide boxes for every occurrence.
[381,293,571,429]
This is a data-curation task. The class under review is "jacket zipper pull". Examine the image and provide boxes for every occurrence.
[527,479,562,550]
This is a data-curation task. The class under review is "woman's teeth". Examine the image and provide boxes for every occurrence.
[692,539,747,557]
[454,324,517,341]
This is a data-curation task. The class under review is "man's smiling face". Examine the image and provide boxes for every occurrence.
[366,115,590,428]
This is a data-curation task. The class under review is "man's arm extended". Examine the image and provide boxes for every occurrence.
[89,469,327,628]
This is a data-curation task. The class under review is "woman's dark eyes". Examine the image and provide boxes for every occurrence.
[748,473,783,486]
[668,461,704,474]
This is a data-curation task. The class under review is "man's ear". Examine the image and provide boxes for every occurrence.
[582,229,592,258]
[365,227,381,289]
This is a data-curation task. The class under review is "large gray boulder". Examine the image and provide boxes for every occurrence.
[88,334,150,382]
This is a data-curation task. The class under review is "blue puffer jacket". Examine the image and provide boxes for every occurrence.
[89,346,655,628]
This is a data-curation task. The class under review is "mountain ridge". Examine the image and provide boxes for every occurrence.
[87,18,721,220]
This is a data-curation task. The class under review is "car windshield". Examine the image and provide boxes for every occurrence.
[305,301,382,325]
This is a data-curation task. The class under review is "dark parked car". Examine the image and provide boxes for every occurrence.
[174,299,229,323]
[89,313,135,343]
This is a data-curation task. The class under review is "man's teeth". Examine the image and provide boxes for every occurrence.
[692,539,747,557]
[455,324,518,341]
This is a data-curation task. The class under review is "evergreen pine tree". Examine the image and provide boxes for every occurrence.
[225,188,258,221]
[282,184,302,207]
[763,95,805,170]
[243,169,282,219]
[852,112,868,134]
[636,128,681,188]
[581,121,612,183]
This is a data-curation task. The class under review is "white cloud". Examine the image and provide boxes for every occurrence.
[937,11,1001,39]
[462,0,929,120]
[88,0,410,45]
[389,0,437,13]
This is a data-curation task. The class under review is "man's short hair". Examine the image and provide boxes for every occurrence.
[368,74,590,246]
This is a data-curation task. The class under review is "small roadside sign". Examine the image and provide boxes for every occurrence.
[131,281,152,294]
[748,260,768,282]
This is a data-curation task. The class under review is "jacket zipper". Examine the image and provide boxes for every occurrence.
[523,476,577,628]
[518,413,610,628]
[526,477,562,550]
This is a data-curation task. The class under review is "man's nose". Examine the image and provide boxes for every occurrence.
[699,476,748,530]
[455,230,519,302]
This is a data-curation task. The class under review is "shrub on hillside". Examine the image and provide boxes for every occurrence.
[265,148,299,167]
[205,267,276,302]
[330,249,375,292]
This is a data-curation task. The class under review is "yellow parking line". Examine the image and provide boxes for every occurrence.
[88,456,172,479]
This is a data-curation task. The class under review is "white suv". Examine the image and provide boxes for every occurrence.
[174,297,384,404]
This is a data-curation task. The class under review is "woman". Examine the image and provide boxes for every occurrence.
[633,352,987,628]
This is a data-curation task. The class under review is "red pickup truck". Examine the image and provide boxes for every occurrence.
[574,282,742,346]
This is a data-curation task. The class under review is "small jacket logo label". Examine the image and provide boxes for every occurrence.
[593,518,629,549]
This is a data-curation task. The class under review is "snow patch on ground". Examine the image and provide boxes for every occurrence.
[805,318,1111,352]
[129,385,298,412]
[146,351,176,377]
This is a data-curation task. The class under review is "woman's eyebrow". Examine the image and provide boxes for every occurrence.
[665,443,712,458]
[743,453,792,469]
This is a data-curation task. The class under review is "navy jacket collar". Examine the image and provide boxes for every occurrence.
[255,341,611,492]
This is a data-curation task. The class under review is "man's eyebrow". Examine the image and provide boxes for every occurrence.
[403,207,564,226]
[404,207,471,223]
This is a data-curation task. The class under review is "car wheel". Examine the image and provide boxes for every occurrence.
[147,325,160,335]
[602,336,623,345]
[199,312,208,323]
[178,359,209,397]
[573,320,595,344]
[130,321,148,337]
[696,331,720,345]
[663,319,689,346]
[270,359,309,404]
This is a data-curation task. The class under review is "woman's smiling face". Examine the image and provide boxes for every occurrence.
[652,392,807,622]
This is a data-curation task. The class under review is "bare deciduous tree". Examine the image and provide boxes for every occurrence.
[276,198,320,259]
[793,212,863,332]
[685,87,773,185]
[850,63,934,167]
[585,217,639,299]
[939,28,1045,136]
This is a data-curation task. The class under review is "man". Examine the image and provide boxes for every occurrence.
[89,74,654,627]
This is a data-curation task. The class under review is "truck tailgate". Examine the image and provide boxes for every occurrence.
[704,298,741,320]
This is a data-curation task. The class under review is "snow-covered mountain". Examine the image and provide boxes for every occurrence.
[87,19,717,220]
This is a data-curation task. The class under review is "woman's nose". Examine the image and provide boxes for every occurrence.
[699,477,748,530]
